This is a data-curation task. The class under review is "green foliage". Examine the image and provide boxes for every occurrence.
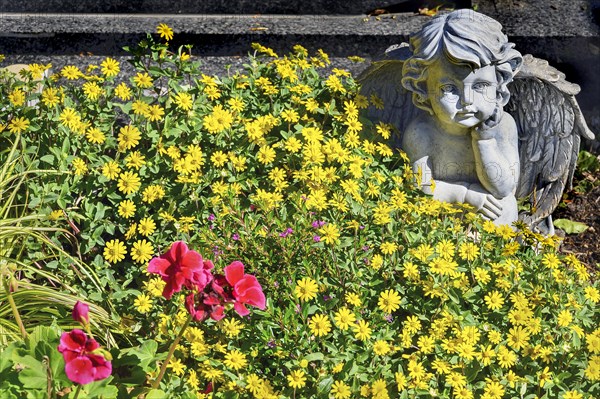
[553,219,589,234]
[1,27,599,399]
[0,324,119,398]
[0,134,116,345]
[573,150,600,194]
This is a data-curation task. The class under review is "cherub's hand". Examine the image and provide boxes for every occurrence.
[471,106,505,140]
[464,190,503,220]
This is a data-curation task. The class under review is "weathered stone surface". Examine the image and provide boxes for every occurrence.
[360,10,595,231]
[0,0,399,15]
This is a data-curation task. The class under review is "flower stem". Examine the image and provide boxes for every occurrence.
[72,384,82,399]
[151,314,193,390]
[4,278,27,339]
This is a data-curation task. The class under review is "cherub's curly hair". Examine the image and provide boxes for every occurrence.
[402,10,523,116]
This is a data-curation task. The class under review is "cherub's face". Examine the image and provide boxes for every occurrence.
[426,56,499,132]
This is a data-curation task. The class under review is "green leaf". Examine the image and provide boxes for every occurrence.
[553,218,589,234]
[25,389,46,399]
[82,377,118,398]
[304,352,324,362]
[0,344,16,373]
[61,136,71,156]
[317,375,333,394]
[15,355,47,390]
[146,389,167,399]
[27,325,60,353]
[0,387,19,399]
[35,341,66,384]
[121,340,158,370]
[40,154,54,165]
[577,150,600,172]
[94,203,106,221]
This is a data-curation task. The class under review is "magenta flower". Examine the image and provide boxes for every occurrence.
[148,241,214,299]
[72,301,89,325]
[279,228,293,238]
[185,290,226,322]
[58,330,112,385]
[224,261,266,316]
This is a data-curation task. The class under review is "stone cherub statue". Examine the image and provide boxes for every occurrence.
[360,9,595,233]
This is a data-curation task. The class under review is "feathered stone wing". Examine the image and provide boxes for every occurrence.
[358,44,422,148]
[506,54,596,228]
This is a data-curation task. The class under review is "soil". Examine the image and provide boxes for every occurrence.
[552,178,600,273]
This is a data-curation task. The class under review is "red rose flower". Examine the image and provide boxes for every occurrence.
[148,241,214,299]
[58,329,112,385]
[224,261,266,316]
[72,301,89,325]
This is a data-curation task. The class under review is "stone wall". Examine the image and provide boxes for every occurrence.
[1,0,598,149]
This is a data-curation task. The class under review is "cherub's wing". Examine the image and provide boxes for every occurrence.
[358,44,422,147]
[506,54,596,228]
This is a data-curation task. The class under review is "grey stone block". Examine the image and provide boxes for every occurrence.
[0,0,401,15]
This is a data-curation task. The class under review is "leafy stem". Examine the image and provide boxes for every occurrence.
[72,384,82,399]
[3,276,27,339]
[151,313,193,390]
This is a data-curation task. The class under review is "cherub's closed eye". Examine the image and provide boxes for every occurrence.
[440,84,459,98]
[472,82,493,91]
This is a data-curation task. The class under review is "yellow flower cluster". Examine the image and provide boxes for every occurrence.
[9,26,597,398]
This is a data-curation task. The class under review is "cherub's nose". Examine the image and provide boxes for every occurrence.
[460,87,474,105]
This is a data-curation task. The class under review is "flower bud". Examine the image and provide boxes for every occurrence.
[72,300,90,325]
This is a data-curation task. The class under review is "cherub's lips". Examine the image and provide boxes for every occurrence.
[456,111,476,118]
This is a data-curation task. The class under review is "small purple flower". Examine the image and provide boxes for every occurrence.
[273,281,279,288]
[311,220,325,229]
[208,214,215,222]
[362,245,370,252]
[323,295,331,301]
[279,228,293,238]
[385,314,394,323]
[359,225,365,230]
[313,235,321,242]
[232,233,240,241]
[212,245,223,259]
[268,339,276,348]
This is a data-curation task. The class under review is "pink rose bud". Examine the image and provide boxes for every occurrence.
[72,301,90,324]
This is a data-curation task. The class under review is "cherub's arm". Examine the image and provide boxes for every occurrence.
[402,120,502,219]
[411,155,503,220]
[471,113,520,198]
